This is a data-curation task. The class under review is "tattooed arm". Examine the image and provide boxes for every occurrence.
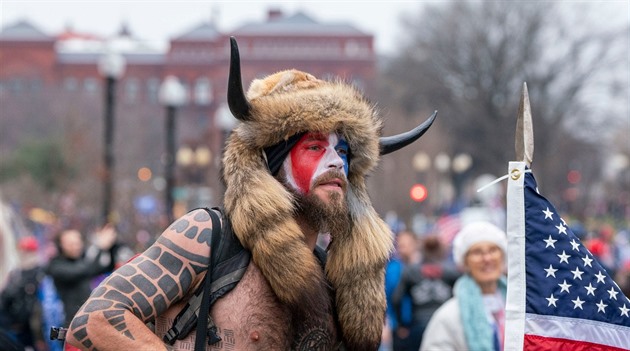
[65,209,216,351]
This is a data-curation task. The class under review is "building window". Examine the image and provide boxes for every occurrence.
[63,77,78,92]
[125,78,140,103]
[30,79,42,93]
[194,77,212,106]
[146,77,160,103]
[180,80,190,103]
[83,77,99,94]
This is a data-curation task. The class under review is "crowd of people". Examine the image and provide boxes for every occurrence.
[0,201,134,351]
[1,38,629,351]
[2,193,628,351]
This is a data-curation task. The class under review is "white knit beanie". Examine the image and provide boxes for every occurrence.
[452,221,507,267]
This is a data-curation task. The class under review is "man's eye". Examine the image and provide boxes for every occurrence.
[336,148,348,156]
[308,145,322,151]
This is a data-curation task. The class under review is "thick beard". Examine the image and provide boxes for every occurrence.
[284,170,353,239]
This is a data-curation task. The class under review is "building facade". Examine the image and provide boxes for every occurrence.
[0,9,376,223]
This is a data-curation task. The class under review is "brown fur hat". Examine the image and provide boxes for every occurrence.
[222,68,392,349]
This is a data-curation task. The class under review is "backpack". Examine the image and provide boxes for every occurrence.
[163,207,327,350]
[0,266,45,327]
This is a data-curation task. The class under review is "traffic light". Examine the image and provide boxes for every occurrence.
[410,183,428,202]
[567,170,581,184]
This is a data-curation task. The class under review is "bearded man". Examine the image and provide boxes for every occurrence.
[65,37,436,351]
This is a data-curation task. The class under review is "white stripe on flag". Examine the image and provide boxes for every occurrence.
[525,313,630,349]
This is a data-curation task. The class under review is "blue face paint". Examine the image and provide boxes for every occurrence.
[336,138,350,176]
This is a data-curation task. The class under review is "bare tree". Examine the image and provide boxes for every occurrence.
[380,1,628,213]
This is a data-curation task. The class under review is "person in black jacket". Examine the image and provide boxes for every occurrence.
[0,236,46,351]
[392,235,459,351]
[47,225,117,325]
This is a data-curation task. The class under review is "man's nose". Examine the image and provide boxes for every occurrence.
[326,149,345,169]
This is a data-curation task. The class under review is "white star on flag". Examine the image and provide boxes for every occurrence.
[585,283,597,296]
[572,296,585,310]
[555,223,567,235]
[595,271,606,283]
[596,300,608,313]
[569,239,580,251]
[620,305,630,317]
[608,287,619,300]
[544,235,557,248]
[543,207,554,219]
[571,267,584,280]
[546,294,558,307]
[582,255,593,268]
[558,280,572,293]
[557,251,570,264]
[544,265,558,278]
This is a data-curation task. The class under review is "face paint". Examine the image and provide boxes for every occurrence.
[283,132,349,194]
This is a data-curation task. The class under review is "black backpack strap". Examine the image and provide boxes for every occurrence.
[208,208,250,305]
[194,207,222,351]
[313,245,327,269]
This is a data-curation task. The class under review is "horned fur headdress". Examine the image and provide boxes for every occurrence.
[222,37,436,349]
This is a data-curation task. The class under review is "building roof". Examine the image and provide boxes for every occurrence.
[56,51,165,65]
[231,11,367,36]
[56,22,164,56]
[173,21,220,41]
[0,20,54,41]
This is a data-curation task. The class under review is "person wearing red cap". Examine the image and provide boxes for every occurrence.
[0,236,47,351]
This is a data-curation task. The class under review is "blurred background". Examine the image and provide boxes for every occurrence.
[0,0,628,249]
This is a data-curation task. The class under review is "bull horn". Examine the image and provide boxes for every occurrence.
[379,110,438,155]
[227,37,252,121]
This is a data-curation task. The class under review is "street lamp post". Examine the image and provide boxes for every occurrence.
[176,145,212,209]
[452,153,473,203]
[98,49,125,225]
[410,151,431,231]
[159,76,186,224]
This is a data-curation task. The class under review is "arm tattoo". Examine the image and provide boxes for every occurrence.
[70,211,215,349]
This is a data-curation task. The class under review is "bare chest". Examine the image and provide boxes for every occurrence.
[154,263,337,350]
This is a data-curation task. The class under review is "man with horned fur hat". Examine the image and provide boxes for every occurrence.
[66,37,437,350]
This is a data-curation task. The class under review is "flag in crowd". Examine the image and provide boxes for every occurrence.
[505,162,630,351]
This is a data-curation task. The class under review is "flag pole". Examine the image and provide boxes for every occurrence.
[504,82,533,351]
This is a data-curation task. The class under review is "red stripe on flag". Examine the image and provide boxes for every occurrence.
[525,334,629,351]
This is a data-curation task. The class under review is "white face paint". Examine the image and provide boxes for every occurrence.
[282,132,349,194]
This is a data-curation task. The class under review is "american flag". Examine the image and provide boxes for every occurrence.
[505,162,630,351]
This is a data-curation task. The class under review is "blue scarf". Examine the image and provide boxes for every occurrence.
[455,274,507,351]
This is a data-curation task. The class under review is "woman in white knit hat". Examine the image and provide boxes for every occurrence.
[420,221,507,351]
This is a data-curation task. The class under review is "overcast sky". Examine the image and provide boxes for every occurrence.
[0,0,432,55]
[2,1,628,55]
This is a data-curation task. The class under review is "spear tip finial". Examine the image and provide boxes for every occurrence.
[515,82,534,166]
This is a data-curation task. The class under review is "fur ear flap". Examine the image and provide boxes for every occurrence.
[326,185,393,349]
